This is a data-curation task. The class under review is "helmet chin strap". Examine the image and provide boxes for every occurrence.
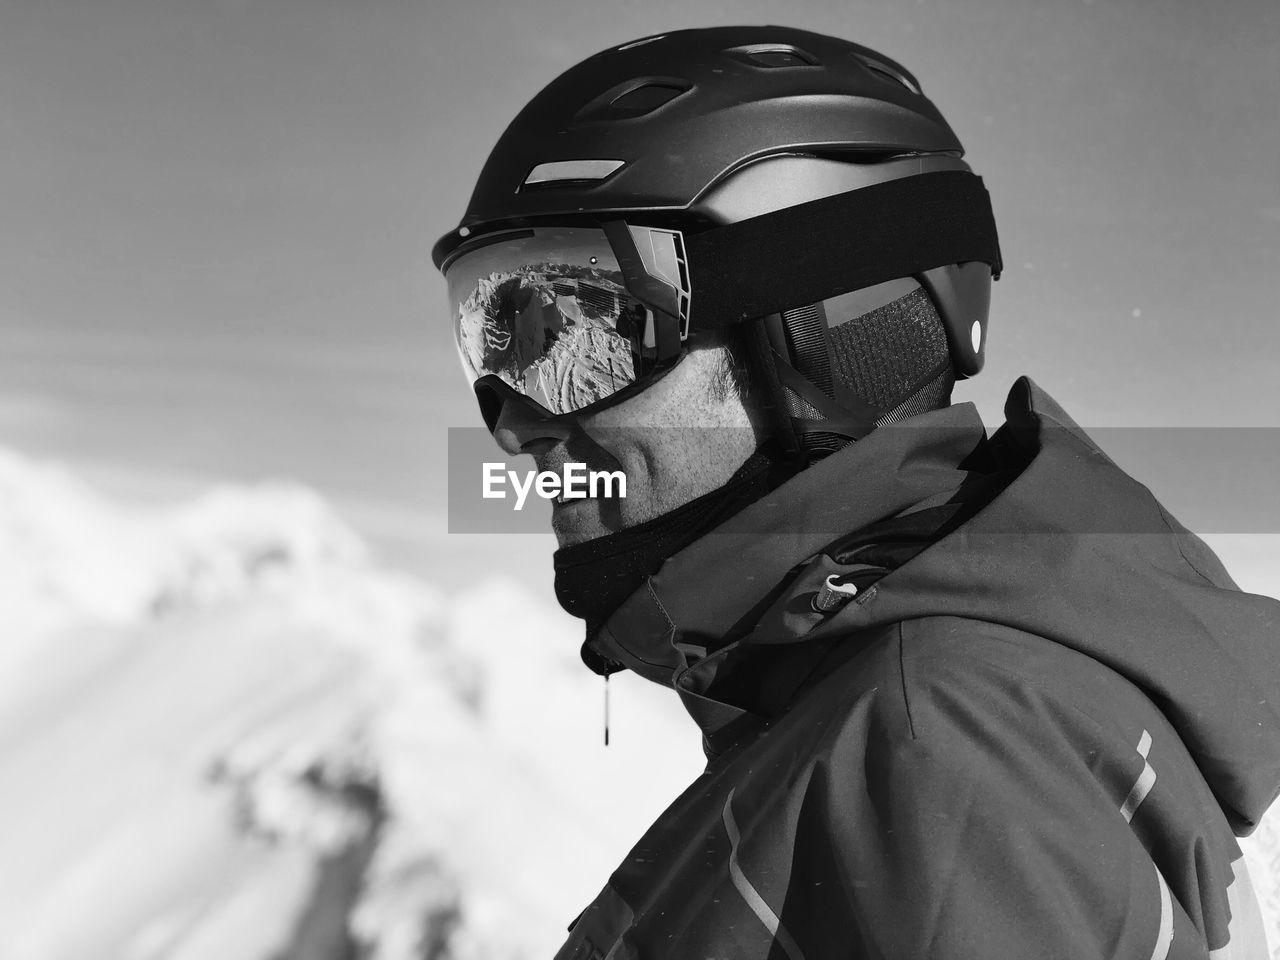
[774,301,888,455]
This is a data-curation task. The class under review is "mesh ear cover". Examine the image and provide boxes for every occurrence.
[826,286,954,415]
[743,285,955,459]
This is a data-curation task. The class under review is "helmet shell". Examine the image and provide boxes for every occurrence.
[434,25,967,264]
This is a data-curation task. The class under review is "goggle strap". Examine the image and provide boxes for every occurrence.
[771,353,883,441]
[685,170,1002,328]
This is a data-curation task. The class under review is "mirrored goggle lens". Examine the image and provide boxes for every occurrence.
[445,227,662,417]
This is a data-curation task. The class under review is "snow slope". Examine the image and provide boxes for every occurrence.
[0,447,703,959]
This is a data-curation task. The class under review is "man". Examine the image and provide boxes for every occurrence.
[435,26,1280,958]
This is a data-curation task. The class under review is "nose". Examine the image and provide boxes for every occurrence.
[490,392,574,456]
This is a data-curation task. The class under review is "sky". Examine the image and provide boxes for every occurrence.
[0,0,1277,592]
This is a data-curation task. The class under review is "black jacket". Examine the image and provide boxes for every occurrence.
[557,379,1280,959]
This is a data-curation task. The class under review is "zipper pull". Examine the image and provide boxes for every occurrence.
[813,572,860,613]
[603,673,610,747]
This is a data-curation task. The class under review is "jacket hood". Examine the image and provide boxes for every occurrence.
[591,377,1280,831]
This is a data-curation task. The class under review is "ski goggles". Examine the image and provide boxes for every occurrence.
[442,224,692,430]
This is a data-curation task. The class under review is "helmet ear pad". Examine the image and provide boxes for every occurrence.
[736,276,964,462]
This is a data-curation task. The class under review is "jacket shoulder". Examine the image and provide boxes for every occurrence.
[798,617,1237,958]
[890,615,1160,747]
[804,616,1152,754]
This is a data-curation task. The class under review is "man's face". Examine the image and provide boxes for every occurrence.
[492,344,761,547]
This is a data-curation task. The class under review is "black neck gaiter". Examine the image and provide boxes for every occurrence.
[553,449,791,646]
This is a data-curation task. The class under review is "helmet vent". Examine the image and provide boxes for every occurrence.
[608,82,688,117]
[574,78,691,122]
[521,159,626,187]
[725,44,819,69]
[852,54,921,94]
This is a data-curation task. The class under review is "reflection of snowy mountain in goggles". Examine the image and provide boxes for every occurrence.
[446,226,688,418]
[459,269,639,415]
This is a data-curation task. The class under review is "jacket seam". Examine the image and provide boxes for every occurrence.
[896,620,918,740]
[895,617,1163,755]
[1151,497,1219,588]
[645,577,678,633]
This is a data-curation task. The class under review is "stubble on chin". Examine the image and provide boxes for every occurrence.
[551,487,633,547]
[551,506,603,547]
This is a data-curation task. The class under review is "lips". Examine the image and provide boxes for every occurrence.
[554,491,597,507]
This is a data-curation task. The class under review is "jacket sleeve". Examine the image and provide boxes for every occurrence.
[818,623,1212,960]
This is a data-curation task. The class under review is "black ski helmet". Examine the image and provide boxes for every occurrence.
[434,25,1002,456]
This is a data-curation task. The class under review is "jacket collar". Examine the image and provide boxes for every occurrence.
[590,397,991,737]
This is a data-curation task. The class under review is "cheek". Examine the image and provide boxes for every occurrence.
[612,447,661,517]
[619,438,705,518]
[590,441,674,524]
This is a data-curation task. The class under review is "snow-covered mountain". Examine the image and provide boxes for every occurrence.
[0,446,704,959]
[2,446,1279,958]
